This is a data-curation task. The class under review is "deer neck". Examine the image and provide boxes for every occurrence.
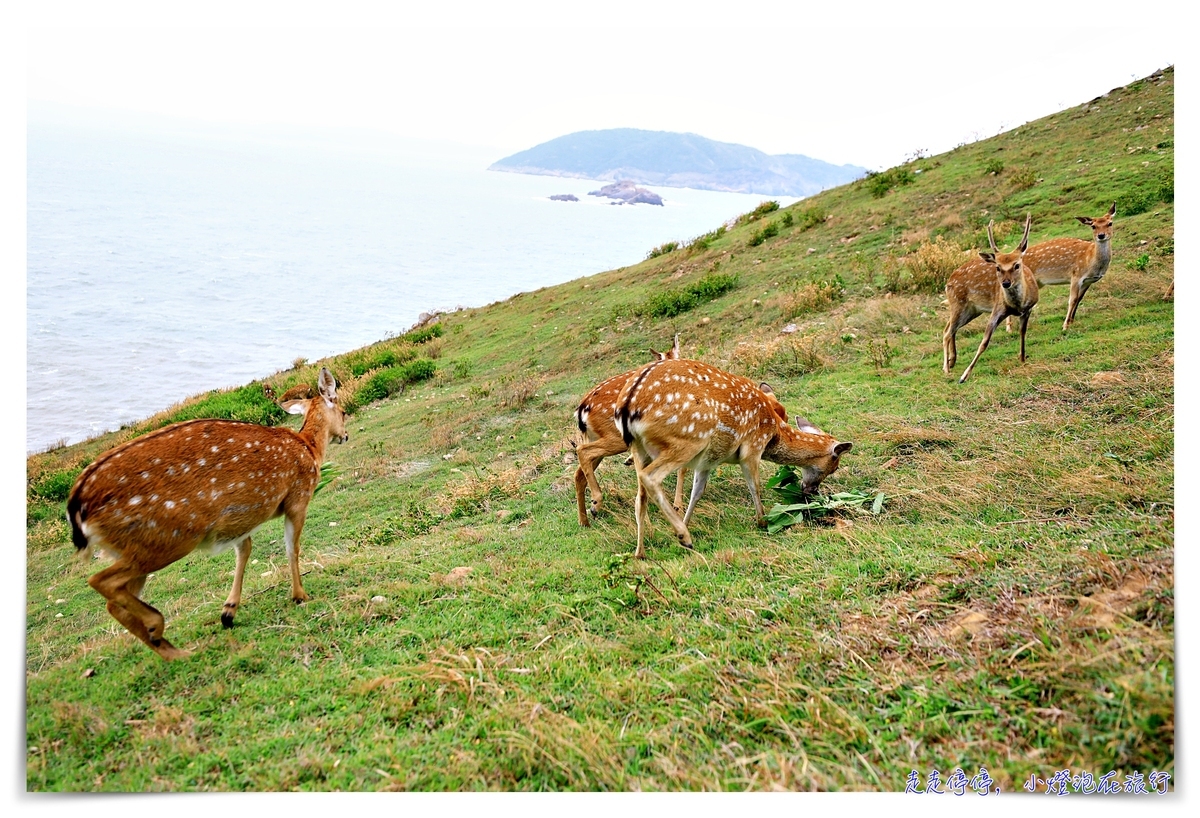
[295,400,332,465]
[764,424,831,465]
[1092,236,1112,274]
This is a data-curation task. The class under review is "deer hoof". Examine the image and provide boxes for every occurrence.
[220,607,236,629]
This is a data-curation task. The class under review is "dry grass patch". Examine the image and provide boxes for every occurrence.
[730,334,829,379]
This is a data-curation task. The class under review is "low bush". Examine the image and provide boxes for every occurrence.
[864,167,915,198]
[153,382,287,429]
[403,324,444,345]
[647,241,679,259]
[636,273,739,318]
[748,221,780,247]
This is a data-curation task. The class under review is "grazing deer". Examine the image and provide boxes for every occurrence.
[66,367,349,660]
[943,215,1038,384]
[1006,203,1116,332]
[615,359,851,558]
[573,336,791,527]
[574,336,684,526]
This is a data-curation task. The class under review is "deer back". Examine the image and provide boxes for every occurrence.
[615,359,795,469]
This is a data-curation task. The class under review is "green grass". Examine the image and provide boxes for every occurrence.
[25,67,1174,792]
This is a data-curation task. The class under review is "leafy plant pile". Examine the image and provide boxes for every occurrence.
[765,465,885,534]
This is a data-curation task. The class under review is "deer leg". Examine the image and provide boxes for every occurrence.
[959,312,1004,383]
[631,448,652,559]
[283,514,309,604]
[942,316,957,374]
[682,469,712,527]
[1069,277,1097,327]
[1063,278,1084,330]
[89,561,189,660]
[1018,311,1031,363]
[739,458,767,527]
[221,535,253,628]
[574,436,629,525]
[635,453,698,555]
[672,468,686,513]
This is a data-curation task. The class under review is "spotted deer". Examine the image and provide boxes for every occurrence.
[615,359,851,558]
[573,336,790,526]
[66,367,349,660]
[943,215,1038,384]
[1021,202,1116,331]
[574,336,684,526]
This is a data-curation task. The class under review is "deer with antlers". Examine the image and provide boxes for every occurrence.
[66,367,349,660]
[615,358,851,558]
[943,214,1038,384]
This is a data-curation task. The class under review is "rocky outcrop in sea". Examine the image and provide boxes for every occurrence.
[587,180,664,206]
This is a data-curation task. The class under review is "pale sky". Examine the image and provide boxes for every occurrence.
[18,1,1178,171]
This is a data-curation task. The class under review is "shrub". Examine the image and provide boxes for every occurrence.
[686,226,726,252]
[1009,168,1038,190]
[864,167,915,199]
[155,382,287,429]
[349,346,418,377]
[903,236,972,294]
[984,158,1004,175]
[401,358,437,383]
[403,324,443,345]
[647,241,680,259]
[354,367,407,406]
[782,274,845,317]
[748,221,780,247]
[796,207,827,231]
[29,468,81,503]
[346,359,437,411]
[1130,253,1151,271]
[731,335,826,379]
[637,273,739,318]
[737,201,780,225]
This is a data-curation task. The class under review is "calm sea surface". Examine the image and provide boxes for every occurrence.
[27,113,795,453]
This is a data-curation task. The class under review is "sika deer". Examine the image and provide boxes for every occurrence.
[1024,202,1116,331]
[66,367,348,660]
[943,215,1038,384]
[574,336,684,526]
[616,359,851,558]
[573,336,790,526]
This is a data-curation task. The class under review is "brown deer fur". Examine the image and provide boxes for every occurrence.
[1023,202,1116,331]
[66,367,348,660]
[615,359,851,558]
[943,215,1038,384]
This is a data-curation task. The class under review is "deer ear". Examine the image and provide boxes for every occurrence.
[1108,202,1117,217]
[833,442,853,456]
[979,252,996,264]
[758,382,775,395]
[281,400,308,416]
[318,367,338,403]
[1076,216,1092,225]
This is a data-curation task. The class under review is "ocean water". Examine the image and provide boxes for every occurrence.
[27,112,796,453]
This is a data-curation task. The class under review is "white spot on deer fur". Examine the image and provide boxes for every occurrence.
[165,501,176,509]
[198,459,206,466]
[128,496,142,506]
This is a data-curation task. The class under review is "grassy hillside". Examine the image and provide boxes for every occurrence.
[25,67,1174,792]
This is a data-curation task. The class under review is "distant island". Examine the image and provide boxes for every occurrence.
[589,180,663,206]
[490,128,867,197]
